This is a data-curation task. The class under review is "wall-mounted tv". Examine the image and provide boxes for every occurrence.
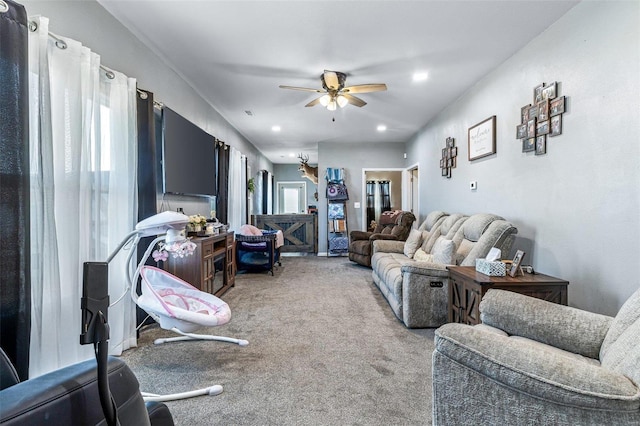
[161,107,216,197]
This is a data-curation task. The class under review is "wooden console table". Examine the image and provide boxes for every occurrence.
[165,232,235,297]
[447,266,568,325]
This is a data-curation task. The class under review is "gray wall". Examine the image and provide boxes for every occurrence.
[406,1,640,316]
[317,142,406,254]
[22,0,273,218]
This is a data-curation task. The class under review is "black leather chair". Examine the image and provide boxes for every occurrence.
[0,348,173,426]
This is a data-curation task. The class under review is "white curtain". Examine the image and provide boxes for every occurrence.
[228,147,244,231]
[28,16,138,377]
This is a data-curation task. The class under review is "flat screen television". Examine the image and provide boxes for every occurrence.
[161,107,217,197]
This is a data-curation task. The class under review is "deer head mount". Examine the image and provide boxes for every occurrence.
[298,154,318,185]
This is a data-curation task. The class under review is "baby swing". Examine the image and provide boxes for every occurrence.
[81,211,247,414]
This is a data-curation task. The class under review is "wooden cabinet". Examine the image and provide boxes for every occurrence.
[447,266,568,325]
[165,232,235,297]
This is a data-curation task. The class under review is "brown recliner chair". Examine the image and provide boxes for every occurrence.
[349,211,416,267]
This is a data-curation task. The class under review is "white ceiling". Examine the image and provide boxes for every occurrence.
[98,0,578,164]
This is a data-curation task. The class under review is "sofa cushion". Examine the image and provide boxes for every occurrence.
[601,287,640,385]
[413,248,430,262]
[417,211,448,232]
[432,237,455,264]
[403,229,423,258]
[462,213,503,242]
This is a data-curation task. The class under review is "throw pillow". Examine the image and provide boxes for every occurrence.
[403,229,423,258]
[432,237,455,264]
[413,248,433,263]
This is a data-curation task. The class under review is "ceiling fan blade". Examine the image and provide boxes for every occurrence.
[342,83,387,94]
[343,94,367,107]
[279,85,324,93]
[323,71,340,90]
[305,97,323,107]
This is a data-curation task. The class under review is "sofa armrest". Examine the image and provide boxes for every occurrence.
[434,323,640,411]
[350,230,373,241]
[480,289,613,359]
[401,262,450,278]
[372,240,404,254]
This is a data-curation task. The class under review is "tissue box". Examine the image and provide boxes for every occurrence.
[476,259,506,276]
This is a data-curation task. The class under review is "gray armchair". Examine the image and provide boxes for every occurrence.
[433,289,640,425]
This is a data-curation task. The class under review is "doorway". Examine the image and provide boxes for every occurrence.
[405,164,419,222]
[361,168,404,231]
[277,181,307,214]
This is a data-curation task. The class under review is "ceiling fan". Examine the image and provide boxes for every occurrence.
[279,70,387,111]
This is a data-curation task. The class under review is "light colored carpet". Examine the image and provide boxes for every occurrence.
[122,256,435,425]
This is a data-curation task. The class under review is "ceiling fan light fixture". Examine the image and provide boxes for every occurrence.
[327,99,337,111]
[319,94,331,107]
[336,95,348,108]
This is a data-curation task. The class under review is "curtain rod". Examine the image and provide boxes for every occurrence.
[28,20,118,80]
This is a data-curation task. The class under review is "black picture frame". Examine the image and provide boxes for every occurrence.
[550,114,562,137]
[537,99,549,121]
[526,118,536,138]
[516,123,527,139]
[534,83,545,104]
[542,82,557,100]
[536,120,549,136]
[521,104,532,123]
[522,138,535,152]
[535,135,547,155]
[550,96,565,116]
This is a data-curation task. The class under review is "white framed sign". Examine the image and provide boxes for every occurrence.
[468,115,496,161]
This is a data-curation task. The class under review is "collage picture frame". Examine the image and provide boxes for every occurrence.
[516,81,567,154]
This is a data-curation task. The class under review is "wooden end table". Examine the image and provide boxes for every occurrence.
[447,266,568,325]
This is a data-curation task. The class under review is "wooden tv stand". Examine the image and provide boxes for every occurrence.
[164,232,235,297]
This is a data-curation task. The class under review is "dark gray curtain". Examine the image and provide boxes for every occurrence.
[379,181,391,212]
[0,0,31,380]
[136,89,157,328]
[366,181,376,226]
[216,140,229,224]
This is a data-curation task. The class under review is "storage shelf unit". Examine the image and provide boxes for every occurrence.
[327,200,348,256]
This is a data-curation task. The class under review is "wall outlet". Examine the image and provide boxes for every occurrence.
[470,181,477,190]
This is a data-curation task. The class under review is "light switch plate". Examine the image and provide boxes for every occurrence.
[354,202,361,209]
[470,181,477,190]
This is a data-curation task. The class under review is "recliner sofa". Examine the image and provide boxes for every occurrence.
[348,211,416,267]
[433,288,640,425]
[371,212,517,328]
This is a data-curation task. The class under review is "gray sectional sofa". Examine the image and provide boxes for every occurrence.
[371,211,517,328]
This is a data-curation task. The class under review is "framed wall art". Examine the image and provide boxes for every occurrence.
[468,116,496,161]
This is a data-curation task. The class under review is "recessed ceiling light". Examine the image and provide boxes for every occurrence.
[377,125,387,132]
[288,153,295,158]
[412,72,429,82]
[272,125,281,132]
